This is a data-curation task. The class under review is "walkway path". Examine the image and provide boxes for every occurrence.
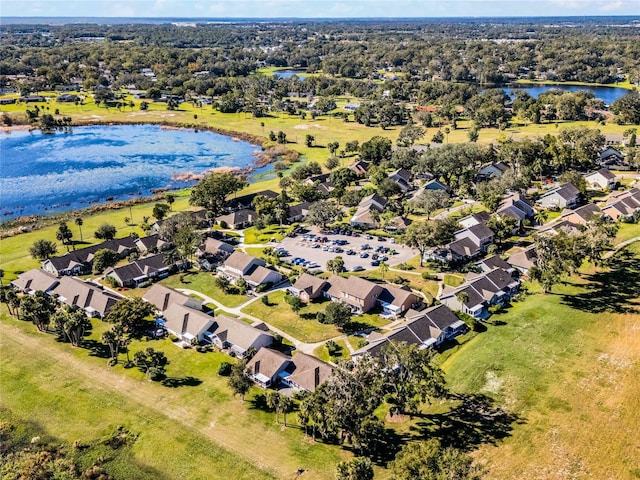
[604,236,639,259]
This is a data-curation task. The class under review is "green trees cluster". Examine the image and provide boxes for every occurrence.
[189,172,246,218]
[401,218,460,267]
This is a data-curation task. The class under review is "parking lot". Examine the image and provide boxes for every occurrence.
[275,227,418,273]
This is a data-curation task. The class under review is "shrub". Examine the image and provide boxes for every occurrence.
[261,295,270,306]
[421,271,438,280]
[219,220,228,229]
[488,304,503,314]
[169,334,179,342]
[218,362,233,376]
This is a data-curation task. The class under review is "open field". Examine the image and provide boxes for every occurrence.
[160,270,249,308]
[441,243,640,479]
[0,307,347,480]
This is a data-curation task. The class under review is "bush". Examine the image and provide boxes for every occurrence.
[488,304,503,314]
[219,220,228,229]
[316,312,326,324]
[261,295,270,305]
[169,334,179,342]
[421,271,438,280]
[218,361,233,376]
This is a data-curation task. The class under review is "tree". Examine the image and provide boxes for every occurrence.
[266,391,282,423]
[487,215,518,246]
[0,287,18,316]
[402,218,459,267]
[140,101,149,111]
[431,130,444,143]
[104,297,154,337]
[378,261,389,281]
[397,124,425,147]
[330,168,358,192]
[611,92,640,124]
[53,308,90,347]
[390,439,482,480]
[174,226,200,262]
[277,131,287,144]
[189,172,246,218]
[324,302,352,328]
[152,203,171,221]
[476,180,504,212]
[580,216,618,266]
[558,170,587,195]
[307,200,342,228]
[165,193,176,210]
[534,209,548,225]
[29,239,57,261]
[326,256,345,275]
[325,156,340,170]
[468,124,480,142]
[336,458,374,480]
[305,134,315,147]
[412,189,451,219]
[94,223,117,240]
[20,290,57,332]
[74,217,84,241]
[359,136,392,165]
[327,141,340,155]
[55,222,73,252]
[92,248,120,274]
[279,395,294,426]
[228,360,252,401]
[134,347,168,381]
[530,232,583,293]
[285,294,304,314]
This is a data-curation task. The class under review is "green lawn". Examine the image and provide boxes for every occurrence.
[439,244,640,479]
[243,225,293,244]
[241,290,341,343]
[615,222,640,244]
[443,273,465,288]
[313,339,351,363]
[350,269,440,302]
[160,270,249,308]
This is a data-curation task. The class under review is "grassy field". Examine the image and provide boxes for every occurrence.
[243,225,294,244]
[241,290,341,343]
[0,310,350,479]
[443,273,465,288]
[440,243,640,479]
[160,270,249,308]
[313,339,351,363]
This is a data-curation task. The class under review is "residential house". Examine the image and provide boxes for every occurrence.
[599,146,625,168]
[282,354,333,393]
[143,284,203,313]
[216,209,256,229]
[476,255,513,274]
[438,267,521,319]
[458,211,491,229]
[454,223,495,253]
[349,160,369,177]
[196,237,235,258]
[584,169,617,191]
[423,179,451,192]
[377,284,423,318]
[42,237,137,276]
[204,314,273,358]
[325,274,384,314]
[496,192,535,224]
[51,276,121,318]
[104,253,173,288]
[246,348,292,388]
[305,173,331,186]
[477,162,510,180]
[350,193,388,229]
[226,190,278,212]
[537,183,581,209]
[289,273,329,302]
[560,203,604,226]
[540,220,583,237]
[353,304,467,357]
[388,168,414,193]
[384,216,412,232]
[287,201,312,223]
[602,188,640,221]
[507,245,537,275]
[218,251,282,288]
[135,234,170,255]
[162,304,215,344]
[10,269,59,295]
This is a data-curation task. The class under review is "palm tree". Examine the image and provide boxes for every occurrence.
[75,217,84,241]
[280,395,293,427]
[534,210,548,226]
[456,291,470,306]
[378,261,389,281]
[267,391,281,424]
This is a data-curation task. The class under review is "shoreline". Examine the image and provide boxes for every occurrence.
[0,121,281,235]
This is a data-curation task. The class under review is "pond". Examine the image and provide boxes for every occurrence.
[0,124,264,220]
[273,69,307,79]
[504,84,630,105]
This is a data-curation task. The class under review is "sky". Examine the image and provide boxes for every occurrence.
[1,0,638,19]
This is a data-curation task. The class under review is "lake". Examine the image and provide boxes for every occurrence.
[273,69,307,79]
[0,124,262,220]
[504,84,630,105]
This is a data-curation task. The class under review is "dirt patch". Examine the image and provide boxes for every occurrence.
[293,124,327,130]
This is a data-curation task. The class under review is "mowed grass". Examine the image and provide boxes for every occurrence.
[615,222,640,244]
[160,270,248,308]
[242,290,340,343]
[0,308,347,480]
[441,244,640,480]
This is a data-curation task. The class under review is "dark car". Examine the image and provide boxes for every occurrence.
[359,252,369,258]
[346,249,356,255]
[370,260,380,267]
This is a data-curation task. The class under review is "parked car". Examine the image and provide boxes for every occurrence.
[351,265,365,272]
[359,252,369,258]
[311,243,320,248]
[370,260,380,266]
[361,244,371,250]
[377,236,386,241]
[346,249,356,255]
[334,247,344,253]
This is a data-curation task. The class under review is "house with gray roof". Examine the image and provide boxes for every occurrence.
[162,304,215,344]
[11,269,59,295]
[246,348,292,388]
[216,209,256,229]
[218,251,282,289]
[289,273,329,302]
[104,253,172,288]
[584,169,617,191]
[51,276,121,318]
[283,353,333,393]
[537,183,581,209]
[507,245,537,275]
[143,284,202,312]
[204,314,273,358]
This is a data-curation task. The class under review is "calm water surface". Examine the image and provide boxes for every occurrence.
[504,84,630,104]
[0,124,261,219]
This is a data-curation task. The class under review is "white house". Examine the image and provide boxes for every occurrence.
[584,169,617,191]
[537,183,581,209]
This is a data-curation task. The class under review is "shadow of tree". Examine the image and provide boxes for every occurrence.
[82,339,111,358]
[561,250,640,314]
[161,376,202,388]
[411,393,523,452]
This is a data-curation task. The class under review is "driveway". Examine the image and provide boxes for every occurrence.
[275,227,418,272]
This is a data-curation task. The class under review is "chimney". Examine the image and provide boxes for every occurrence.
[254,360,261,374]
[181,313,189,335]
[314,366,320,387]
